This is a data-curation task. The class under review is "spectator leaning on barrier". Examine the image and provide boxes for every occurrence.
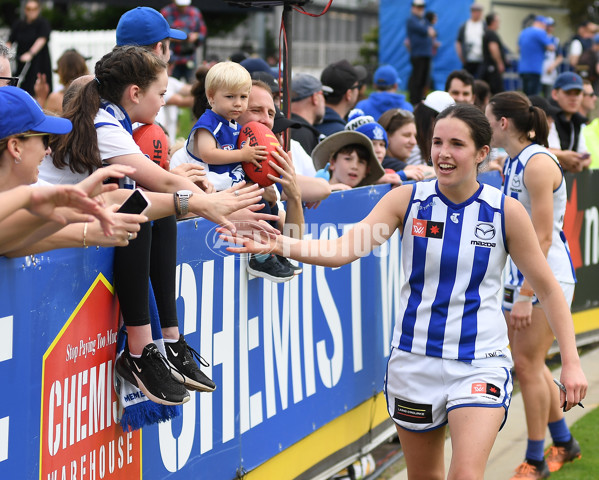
[313,130,384,191]
[161,0,207,83]
[455,2,485,78]
[355,64,413,121]
[290,73,332,155]
[547,72,591,173]
[317,60,361,137]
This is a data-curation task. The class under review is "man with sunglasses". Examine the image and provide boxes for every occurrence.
[0,41,19,87]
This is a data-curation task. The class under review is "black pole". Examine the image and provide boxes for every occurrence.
[282,3,292,150]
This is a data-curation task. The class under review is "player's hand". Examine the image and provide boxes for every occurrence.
[509,300,533,331]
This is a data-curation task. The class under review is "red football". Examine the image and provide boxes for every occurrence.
[132,123,170,171]
[237,121,281,187]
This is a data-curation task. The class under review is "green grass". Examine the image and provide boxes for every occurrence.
[550,407,599,479]
[176,107,194,141]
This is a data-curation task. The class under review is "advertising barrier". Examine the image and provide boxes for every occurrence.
[0,179,597,480]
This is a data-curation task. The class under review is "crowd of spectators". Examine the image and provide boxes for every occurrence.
[0,2,596,467]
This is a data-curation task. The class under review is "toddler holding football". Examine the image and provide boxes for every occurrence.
[180,61,295,282]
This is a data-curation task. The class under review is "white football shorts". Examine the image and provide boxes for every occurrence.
[384,347,513,431]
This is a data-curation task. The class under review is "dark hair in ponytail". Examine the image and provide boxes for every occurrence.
[487,91,549,147]
[52,45,167,174]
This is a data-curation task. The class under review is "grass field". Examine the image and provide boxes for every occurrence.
[550,406,599,479]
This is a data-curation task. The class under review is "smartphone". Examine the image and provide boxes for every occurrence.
[117,188,151,215]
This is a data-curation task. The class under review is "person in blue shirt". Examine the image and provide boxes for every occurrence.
[406,0,436,105]
[518,16,555,95]
[355,65,413,121]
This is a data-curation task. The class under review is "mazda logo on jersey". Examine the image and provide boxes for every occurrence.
[412,219,444,239]
[475,222,496,240]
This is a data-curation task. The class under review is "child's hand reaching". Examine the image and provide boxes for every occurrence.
[240,142,268,168]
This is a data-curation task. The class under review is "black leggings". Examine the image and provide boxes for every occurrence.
[113,215,179,329]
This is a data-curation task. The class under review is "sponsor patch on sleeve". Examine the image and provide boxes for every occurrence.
[393,398,433,424]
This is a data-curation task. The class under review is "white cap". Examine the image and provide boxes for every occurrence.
[175,0,191,6]
[423,91,455,113]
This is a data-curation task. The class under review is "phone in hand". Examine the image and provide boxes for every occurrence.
[580,152,591,160]
[117,188,151,215]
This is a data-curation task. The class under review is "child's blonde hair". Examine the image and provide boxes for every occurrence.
[205,61,252,97]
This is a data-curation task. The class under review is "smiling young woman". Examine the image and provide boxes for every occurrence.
[222,103,587,480]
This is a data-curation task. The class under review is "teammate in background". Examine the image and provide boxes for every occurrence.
[222,103,587,480]
[486,92,582,479]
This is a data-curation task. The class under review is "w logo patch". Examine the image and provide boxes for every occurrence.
[412,219,444,239]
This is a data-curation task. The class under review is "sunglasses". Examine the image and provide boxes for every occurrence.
[17,132,50,149]
[391,108,414,119]
[0,77,19,87]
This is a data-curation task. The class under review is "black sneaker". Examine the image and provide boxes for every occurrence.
[165,335,216,392]
[115,343,190,406]
[277,255,302,275]
[247,254,294,283]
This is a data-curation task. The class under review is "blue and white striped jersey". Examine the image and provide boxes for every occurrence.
[392,181,511,366]
[502,143,575,285]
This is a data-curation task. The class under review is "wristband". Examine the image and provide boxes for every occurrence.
[519,287,535,297]
[516,294,533,303]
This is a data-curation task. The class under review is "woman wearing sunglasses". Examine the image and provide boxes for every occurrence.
[0,86,144,254]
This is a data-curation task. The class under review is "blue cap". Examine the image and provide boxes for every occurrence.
[0,86,72,139]
[545,16,555,26]
[374,65,400,88]
[535,15,548,25]
[240,57,272,75]
[355,122,388,148]
[553,72,584,91]
[116,7,187,47]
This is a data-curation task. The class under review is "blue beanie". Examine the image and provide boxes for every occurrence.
[355,122,388,148]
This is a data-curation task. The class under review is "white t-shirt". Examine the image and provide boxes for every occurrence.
[39,109,143,185]
[290,139,316,177]
[464,20,484,63]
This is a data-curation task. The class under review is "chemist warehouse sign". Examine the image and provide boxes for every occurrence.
[39,275,141,480]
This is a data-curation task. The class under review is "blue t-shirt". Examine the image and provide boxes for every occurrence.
[187,109,245,189]
[518,26,551,74]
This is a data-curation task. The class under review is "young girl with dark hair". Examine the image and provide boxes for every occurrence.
[45,45,264,406]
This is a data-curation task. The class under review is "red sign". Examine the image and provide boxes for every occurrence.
[39,274,141,480]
